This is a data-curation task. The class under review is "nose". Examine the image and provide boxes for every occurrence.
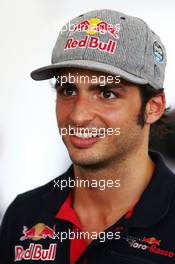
[69,96,95,126]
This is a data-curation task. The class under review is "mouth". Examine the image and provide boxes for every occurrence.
[73,131,99,139]
[69,130,102,149]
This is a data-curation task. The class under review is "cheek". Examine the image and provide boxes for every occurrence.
[98,105,139,129]
[56,100,71,125]
[97,107,127,127]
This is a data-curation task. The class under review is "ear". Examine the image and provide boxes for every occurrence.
[145,93,166,124]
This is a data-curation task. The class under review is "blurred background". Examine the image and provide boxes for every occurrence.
[0,0,175,222]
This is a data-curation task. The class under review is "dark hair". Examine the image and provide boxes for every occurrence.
[137,84,172,141]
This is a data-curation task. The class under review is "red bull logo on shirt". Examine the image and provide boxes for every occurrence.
[15,243,57,261]
[65,18,121,54]
[20,223,56,241]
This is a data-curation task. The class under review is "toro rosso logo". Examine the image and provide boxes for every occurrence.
[125,235,175,259]
[65,18,121,54]
[20,223,56,241]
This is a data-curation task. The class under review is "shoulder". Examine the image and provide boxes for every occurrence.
[0,169,70,234]
[0,169,72,263]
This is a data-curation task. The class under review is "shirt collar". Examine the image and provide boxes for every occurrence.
[55,193,83,229]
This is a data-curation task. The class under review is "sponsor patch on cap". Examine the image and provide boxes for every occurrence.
[153,41,164,63]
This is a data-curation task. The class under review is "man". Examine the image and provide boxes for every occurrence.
[0,9,175,264]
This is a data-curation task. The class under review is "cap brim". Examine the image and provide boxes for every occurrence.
[30,60,148,86]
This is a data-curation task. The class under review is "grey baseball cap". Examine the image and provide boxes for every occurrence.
[31,9,167,89]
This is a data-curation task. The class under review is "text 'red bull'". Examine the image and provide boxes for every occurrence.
[65,36,117,54]
[15,243,57,261]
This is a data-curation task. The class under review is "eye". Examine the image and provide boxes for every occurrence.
[60,87,77,97]
[100,90,117,99]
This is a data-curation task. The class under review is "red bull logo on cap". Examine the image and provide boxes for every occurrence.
[20,223,56,241]
[65,18,120,54]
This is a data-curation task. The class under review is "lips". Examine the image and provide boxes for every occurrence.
[69,132,101,149]
[72,132,98,138]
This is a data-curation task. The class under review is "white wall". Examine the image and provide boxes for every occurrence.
[0,0,175,221]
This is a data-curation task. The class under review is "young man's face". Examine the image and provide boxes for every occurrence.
[55,68,148,168]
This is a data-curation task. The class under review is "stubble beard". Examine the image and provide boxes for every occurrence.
[62,124,144,170]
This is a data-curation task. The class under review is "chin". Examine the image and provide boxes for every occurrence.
[70,156,97,167]
[69,152,110,169]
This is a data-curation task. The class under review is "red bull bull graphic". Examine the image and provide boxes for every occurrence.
[15,243,57,261]
[74,20,90,32]
[73,18,120,40]
[20,223,56,241]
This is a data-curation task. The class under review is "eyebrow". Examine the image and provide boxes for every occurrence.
[56,82,76,90]
[56,81,128,93]
[91,83,128,92]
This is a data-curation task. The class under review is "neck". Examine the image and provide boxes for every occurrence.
[72,148,155,219]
